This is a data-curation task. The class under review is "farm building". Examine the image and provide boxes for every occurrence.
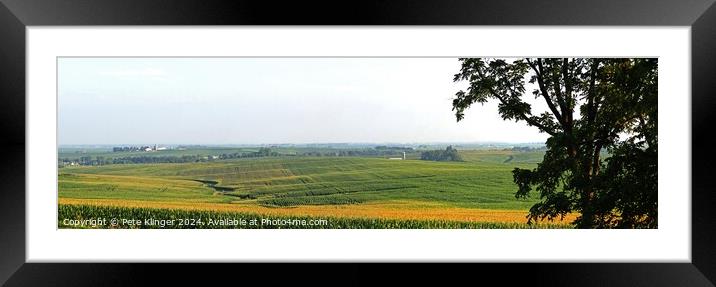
[388,152,407,160]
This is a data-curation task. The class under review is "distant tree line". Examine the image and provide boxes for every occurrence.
[374,146,414,151]
[59,147,420,167]
[59,155,213,166]
[420,146,463,162]
[301,146,413,157]
[504,146,547,152]
[113,146,152,152]
[59,148,283,167]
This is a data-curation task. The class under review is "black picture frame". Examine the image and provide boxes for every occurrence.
[1,0,714,286]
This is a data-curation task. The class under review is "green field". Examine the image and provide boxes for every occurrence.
[58,149,575,228]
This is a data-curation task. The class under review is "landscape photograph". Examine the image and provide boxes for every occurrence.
[57,57,657,229]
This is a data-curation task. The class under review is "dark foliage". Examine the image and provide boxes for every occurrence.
[420,146,463,162]
[452,58,657,228]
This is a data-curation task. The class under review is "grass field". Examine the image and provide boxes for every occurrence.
[58,149,576,228]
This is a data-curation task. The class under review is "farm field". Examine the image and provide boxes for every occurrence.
[58,149,576,228]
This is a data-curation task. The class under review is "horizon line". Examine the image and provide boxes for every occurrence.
[58,141,547,147]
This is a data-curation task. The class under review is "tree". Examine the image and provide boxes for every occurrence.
[420,146,463,162]
[452,58,657,228]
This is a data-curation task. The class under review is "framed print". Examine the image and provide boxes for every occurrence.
[1,0,715,286]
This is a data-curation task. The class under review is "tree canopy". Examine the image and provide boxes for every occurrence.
[452,58,657,228]
[420,146,463,162]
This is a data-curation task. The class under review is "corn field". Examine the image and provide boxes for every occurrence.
[59,204,572,229]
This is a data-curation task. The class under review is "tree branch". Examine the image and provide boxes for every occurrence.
[493,94,557,136]
[639,115,655,148]
[527,59,566,130]
[539,59,569,120]
[476,61,558,137]
[587,59,600,125]
[561,58,573,123]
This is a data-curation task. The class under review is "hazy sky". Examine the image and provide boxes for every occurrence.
[58,58,549,145]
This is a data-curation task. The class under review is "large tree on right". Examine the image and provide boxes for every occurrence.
[452,58,657,228]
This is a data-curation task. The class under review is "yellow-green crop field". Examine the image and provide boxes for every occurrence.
[58,150,576,229]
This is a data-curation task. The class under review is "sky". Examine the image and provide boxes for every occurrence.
[58,58,550,145]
